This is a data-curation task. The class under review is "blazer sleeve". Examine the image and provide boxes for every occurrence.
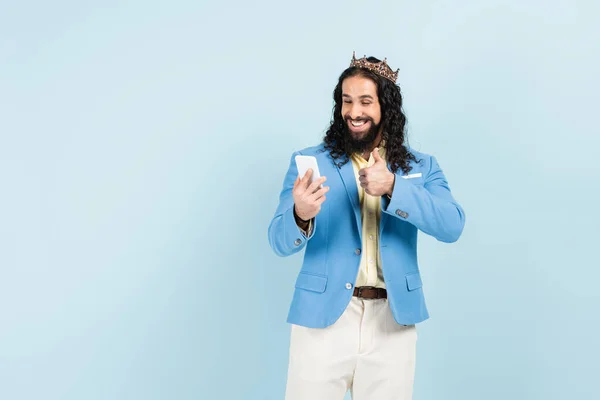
[268,151,317,257]
[382,155,465,243]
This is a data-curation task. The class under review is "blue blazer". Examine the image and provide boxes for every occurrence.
[268,143,465,328]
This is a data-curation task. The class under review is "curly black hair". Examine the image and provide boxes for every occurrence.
[322,57,419,174]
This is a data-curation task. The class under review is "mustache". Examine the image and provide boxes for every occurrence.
[344,116,373,123]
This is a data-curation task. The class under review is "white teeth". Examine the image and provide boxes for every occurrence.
[351,120,366,127]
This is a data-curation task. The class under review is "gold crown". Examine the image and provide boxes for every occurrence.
[349,51,399,84]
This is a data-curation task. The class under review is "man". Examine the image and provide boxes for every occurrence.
[267,52,466,400]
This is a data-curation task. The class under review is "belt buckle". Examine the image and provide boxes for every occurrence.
[357,286,377,299]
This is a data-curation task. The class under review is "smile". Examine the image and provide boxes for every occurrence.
[348,119,370,132]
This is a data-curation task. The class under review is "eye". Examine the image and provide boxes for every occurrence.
[343,100,352,104]
[362,102,371,105]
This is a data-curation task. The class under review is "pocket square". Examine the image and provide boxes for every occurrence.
[401,173,422,179]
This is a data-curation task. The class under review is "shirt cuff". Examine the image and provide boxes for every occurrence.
[299,218,313,238]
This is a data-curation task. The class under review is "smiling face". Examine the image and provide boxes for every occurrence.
[341,75,382,154]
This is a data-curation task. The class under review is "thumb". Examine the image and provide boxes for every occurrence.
[372,148,383,163]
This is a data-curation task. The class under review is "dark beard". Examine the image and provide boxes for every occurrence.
[343,117,381,155]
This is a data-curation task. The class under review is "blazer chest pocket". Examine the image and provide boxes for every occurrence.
[402,176,424,186]
[295,272,327,293]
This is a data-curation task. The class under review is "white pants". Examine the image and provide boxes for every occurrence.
[285,296,417,400]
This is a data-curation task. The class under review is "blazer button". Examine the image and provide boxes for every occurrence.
[345,283,353,290]
[396,209,409,219]
[294,238,302,246]
[355,248,361,255]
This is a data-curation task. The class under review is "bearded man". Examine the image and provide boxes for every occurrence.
[268,52,466,400]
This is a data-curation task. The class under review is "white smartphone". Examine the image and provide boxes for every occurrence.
[295,155,323,188]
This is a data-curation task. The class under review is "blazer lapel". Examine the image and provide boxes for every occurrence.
[379,159,393,234]
[336,158,362,239]
[380,195,390,234]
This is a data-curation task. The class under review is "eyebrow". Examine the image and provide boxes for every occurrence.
[342,94,374,100]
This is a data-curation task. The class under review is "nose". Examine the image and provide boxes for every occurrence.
[349,104,362,120]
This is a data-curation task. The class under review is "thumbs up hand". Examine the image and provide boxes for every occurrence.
[358,148,395,197]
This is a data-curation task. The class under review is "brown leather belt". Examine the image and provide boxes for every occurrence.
[353,286,387,299]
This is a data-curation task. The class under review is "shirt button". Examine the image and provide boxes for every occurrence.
[369,259,374,264]
[369,235,374,240]
[345,283,353,290]
[294,238,302,246]
[355,248,361,255]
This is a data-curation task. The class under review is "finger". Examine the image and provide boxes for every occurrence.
[293,175,304,195]
[315,195,327,205]
[306,176,327,194]
[302,168,313,181]
[299,168,313,190]
[359,176,367,184]
[372,147,382,161]
[359,168,367,177]
[309,185,330,201]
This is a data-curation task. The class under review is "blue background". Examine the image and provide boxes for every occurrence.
[1,1,598,399]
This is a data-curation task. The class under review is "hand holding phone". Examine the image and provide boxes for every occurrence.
[293,155,329,221]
